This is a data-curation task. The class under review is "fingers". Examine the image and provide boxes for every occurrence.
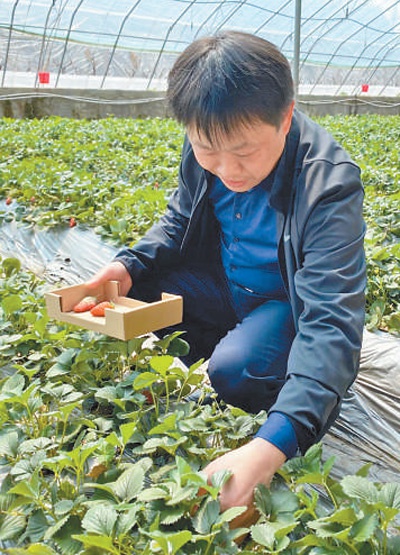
[85,261,133,296]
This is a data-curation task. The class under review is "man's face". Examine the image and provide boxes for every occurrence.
[187,103,294,193]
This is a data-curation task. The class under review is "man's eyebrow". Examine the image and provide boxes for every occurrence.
[192,139,255,151]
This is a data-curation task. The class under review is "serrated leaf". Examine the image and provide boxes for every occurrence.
[0,430,19,457]
[320,507,357,526]
[217,505,247,525]
[160,506,185,525]
[81,505,117,536]
[111,464,145,502]
[251,522,276,549]
[308,518,352,541]
[115,506,139,536]
[23,509,48,543]
[379,482,400,509]
[341,475,379,504]
[210,469,232,490]
[52,514,83,555]
[351,512,379,542]
[54,499,74,516]
[43,514,70,540]
[149,529,192,555]
[0,513,26,540]
[72,533,119,554]
[18,437,53,455]
[192,499,220,534]
[137,486,167,502]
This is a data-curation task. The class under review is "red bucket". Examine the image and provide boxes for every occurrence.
[38,72,50,84]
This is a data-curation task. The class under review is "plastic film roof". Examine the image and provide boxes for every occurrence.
[1,0,399,95]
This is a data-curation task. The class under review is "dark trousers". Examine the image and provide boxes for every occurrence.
[131,264,296,415]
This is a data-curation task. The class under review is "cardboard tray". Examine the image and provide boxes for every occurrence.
[45,281,183,340]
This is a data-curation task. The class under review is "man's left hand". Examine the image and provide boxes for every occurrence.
[202,437,286,528]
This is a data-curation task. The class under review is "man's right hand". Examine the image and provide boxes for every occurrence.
[86,261,133,297]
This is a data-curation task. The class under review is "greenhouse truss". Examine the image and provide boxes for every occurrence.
[0,0,399,97]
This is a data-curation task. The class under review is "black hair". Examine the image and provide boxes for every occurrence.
[167,31,294,144]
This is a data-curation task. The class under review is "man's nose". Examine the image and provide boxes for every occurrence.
[216,155,241,178]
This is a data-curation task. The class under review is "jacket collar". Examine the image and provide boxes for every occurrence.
[269,110,300,214]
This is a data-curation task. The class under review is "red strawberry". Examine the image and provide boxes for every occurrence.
[90,301,114,317]
[5,197,12,205]
[73,296,97,313]
[141,389,154,404]
[69,217,77,227]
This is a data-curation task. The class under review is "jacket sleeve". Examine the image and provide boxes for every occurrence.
[114,138,196,282]
[270,160,366,453]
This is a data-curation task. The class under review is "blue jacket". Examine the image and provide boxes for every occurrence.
[117,109,366,452]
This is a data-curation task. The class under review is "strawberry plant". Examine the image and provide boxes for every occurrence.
[0,113,399,552]
[0,257,399,553]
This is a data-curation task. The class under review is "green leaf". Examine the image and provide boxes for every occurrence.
[2,257,22,277]
[54,499,74,516]
[149,414,178,437]
[81,505,118,536]
[52,514,83,555]
[43,515,70,541]
[0,430,19,457]
[133,371,158,390]
[137,486,167,502]
[379,482,400,509]
[251,522,277,549]
[319,507,357,526]
[8,480,38,500]
[341,475,379,504]
[150,354,174,376]
[119,421,138,445]
[167,336,190,357]
[0,513,26,540]
[111,464,146,502]
[23,510,48,543]
[0,373,26,398]
[149,530,192,555]
[192,499,220,534]
[115,506,139,536]
[217,505,247,525]
[5,545,58,555]
[350,512,379,542]
[72,533,119,554]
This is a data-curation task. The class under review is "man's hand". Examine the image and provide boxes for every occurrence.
[203,438,286,528]
[86,261,133,297]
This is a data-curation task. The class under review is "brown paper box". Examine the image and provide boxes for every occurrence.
[45,281,183,340]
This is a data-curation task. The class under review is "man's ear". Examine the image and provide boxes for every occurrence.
[282,100,295,135]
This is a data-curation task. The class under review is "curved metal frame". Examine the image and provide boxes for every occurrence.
[100,0,142,89]
[55,0,86,87]
[299,0,370,75]
[146,0,198,90]
[1,0,21,87]
[308,0,398,94]
[335,22,400,96]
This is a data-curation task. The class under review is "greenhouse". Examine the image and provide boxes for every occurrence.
[0,1,399,553]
